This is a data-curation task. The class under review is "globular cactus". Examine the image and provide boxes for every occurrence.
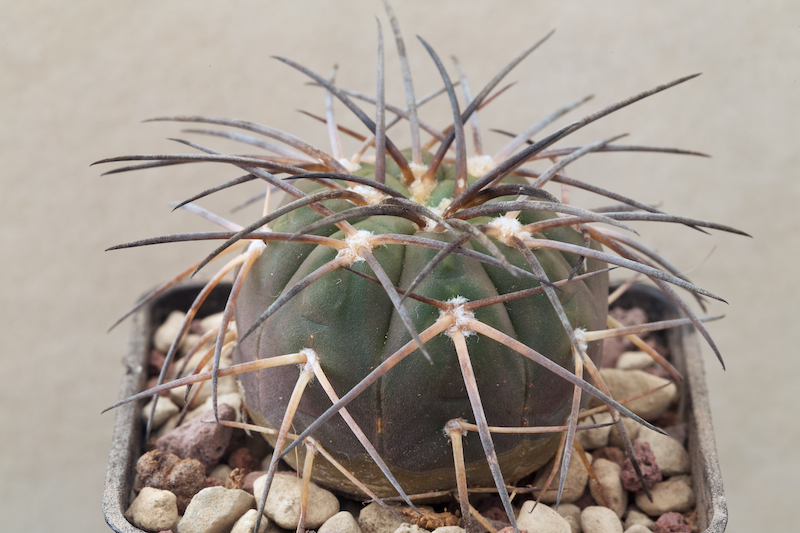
[100,3,746,531]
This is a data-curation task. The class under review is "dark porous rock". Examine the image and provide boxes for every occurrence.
[621,440,662,492]
[156,403,236,473]
[134,449,207,513]
[228,447,260,474]
[653,512,691,533]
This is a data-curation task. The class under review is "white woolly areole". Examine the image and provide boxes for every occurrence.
[574,327,588,353]
[487,216,529,245]
[350,184,385,205]
[299,348,318,374]
[440,296,476,338]
[410,177,437,205]
[467,155,495,178]
[424,197,452,232]
[338,158,361,173]
[409,162,428,180]
[336,230,374,265]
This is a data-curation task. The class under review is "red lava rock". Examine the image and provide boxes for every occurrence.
[228,447,260,474]
[243,470,267,494]
[155,403,236,473]
[653,511,692,533]
[483,507,510,524]
[205,476,224,487]
[601,307,648,367]
[592,446,627,469]
[621,440,662,492]
[134,449,206,513]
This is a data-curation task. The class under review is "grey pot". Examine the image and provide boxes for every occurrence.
[102,283,727,532]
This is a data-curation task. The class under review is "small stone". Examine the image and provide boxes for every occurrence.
[589,459,627,518]
[125,487,179,532]
[623,510,654,530]
[636,427,690,477]
[577,413,613,450]
[533,454,591,503]
[620,441,662,492]
[635,476,695,516]
[228,447,260,474]
[154,311,200,355]
[359,502,405,533]
[184,391,242,423]
[592,447,626,469]
[155,403,236,473]
[210,464,233,483]
[177,486,255,533]
[555,503,582,533]
[134,450,207,513]
[243,470,267,494]
[254,472,339,529]
[617,351,656,371]
[199,312,225,334]
[623,525,653,533]
[231,509,268,533]
[598,370,677,422]
[432,527,466,533]
[607,417,641,449]
[142,396,180,430]
[320,511,362,533]
[394,524,428,533]
[652,512,690,533]
[581,506,622,533]
[517,500,571,533]
[171,373,239,411]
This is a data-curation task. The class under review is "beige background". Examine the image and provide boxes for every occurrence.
[2,1,797,531]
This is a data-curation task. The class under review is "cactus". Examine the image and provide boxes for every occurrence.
[99,3,747,532]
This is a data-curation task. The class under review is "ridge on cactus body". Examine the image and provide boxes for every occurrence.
[100,2,748,531]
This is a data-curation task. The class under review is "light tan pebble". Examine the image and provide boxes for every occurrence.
[177,487,255,533]
[623,525,652,533]
[154,311,187,353]
[556,503,582,533]
[432,527,466,533]
[170,369,238,410]
[616,351,656,370]
[210,464,233,483]
[634,475,695,516]
[231,509,268,533]
[141,396,180,430]
[320,511,362,533]
[259,453,273,472]
[533,453,591,503]
[589,459,627,518]
[623,510,654,530]
[185,392,242,423]
[581,506,623,533]
[577,413,613,450]
[358,502,405,533]
[599,369,677,422]
[254,472,339,529]
[125,487,179,532]
[394,524,427,533]
[636,426,690,477]
[608,417,641,449]
[516,500,571,533]
[200,312,225,334]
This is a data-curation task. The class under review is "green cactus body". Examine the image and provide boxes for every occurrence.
[233,160,608,497]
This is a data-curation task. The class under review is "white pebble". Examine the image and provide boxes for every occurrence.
[555,503,582,533]
[141,396,180,430]
[616,351,656,370]
[320,511,362,533]
[394,524,428,533]
[185,392,242,423]
[599,369,676,421]
[254,472,339,529]
[210,464,233,483]
[608,417,641,449]
[125,487,179,532]
[636,426,690,477]
[516,500,571,533]
[532,453,591,503]
[623,525,653,533]
[177,487,255,533]
[154,311,199,355]
[200,312,225,334]
[577,413,613,450]
[581,506,622,533]
[358,503,405,533]
[432,527,466,533]
[231,509,268,533]
[635,475,695,515]
[623,510,654,530]
[589,459,627,518]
